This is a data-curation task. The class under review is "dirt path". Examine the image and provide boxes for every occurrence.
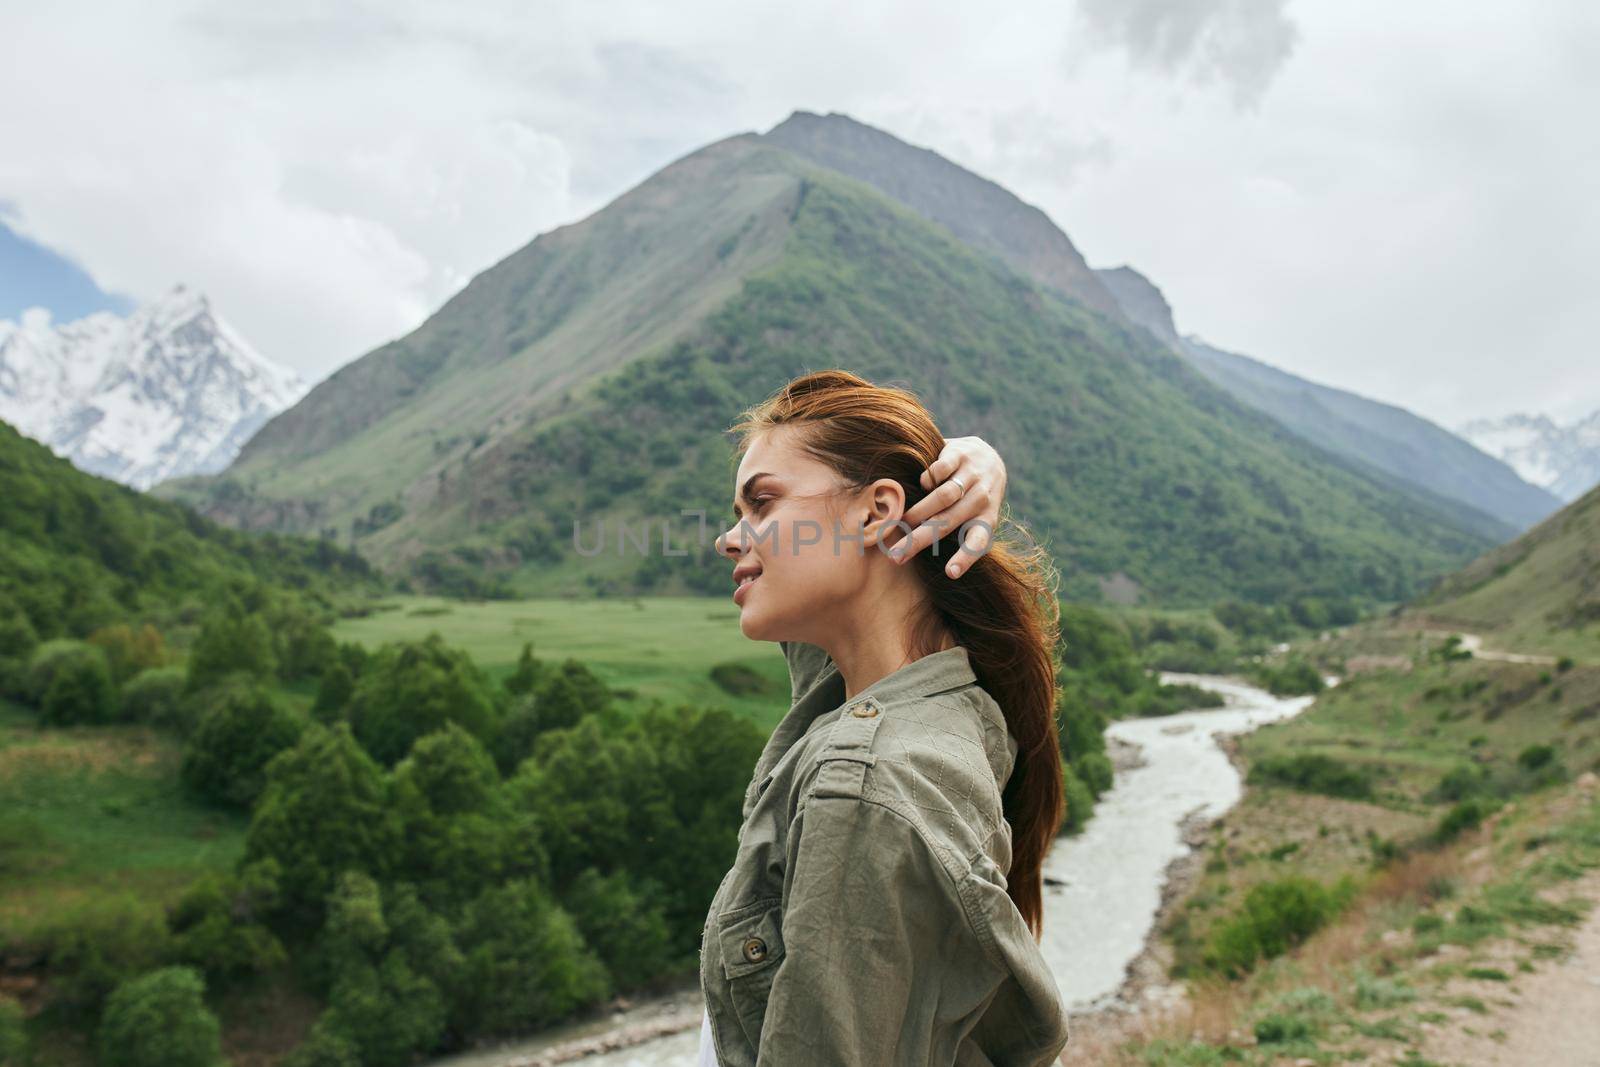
[1418,628,1559,666]
[1417,869,1600,1066]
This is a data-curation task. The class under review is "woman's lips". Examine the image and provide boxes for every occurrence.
[733,574,758,606]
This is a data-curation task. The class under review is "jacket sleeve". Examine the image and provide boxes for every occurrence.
[755,793,1002,1066]
[778,640,835,704]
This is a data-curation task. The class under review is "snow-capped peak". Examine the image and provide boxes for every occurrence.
[0,287,308,489]
[1458,410,1600,502]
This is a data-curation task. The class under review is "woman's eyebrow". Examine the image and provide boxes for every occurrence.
[731,472,778,519]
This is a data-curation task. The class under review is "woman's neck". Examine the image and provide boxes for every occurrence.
[820,590,956,701]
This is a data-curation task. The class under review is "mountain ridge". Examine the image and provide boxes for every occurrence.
[163,124,1494,605]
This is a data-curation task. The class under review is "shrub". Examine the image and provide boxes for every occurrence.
[87,623,168,684]
[1253,658,1325,696]
[38,894,172,1017]
[98,966,223,1067]
[1436,797,1499,843]
[168,860,288,984]
[27,639,117,724]
[119,666,189,730]
[709,662,772,697]
[181,682,305,808]
[1248,753,1374,799]
[1205,875,1352,977]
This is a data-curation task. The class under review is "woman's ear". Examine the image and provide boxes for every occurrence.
[860,478,908,549]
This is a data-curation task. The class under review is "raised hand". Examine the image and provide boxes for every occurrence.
[890,435,1006,579]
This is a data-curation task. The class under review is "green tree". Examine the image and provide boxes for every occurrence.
[310,874,459,1067]
[244,724,398,927]
[312,662,355,723]
[186,601,277,691]
[168,860,288,985]
[452,879,609,1036]
[390,724,519,907]
[97,967,223,1067]
[345,634,500,765]
[181,682,305,808]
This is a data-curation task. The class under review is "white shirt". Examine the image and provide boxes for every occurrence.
[697,1007,718,1065]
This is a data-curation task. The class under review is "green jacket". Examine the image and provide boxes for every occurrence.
[698,640,1070,1066]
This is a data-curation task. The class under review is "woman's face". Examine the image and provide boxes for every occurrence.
[715,427,900,643]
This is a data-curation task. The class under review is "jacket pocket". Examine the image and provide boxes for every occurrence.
[717,897,786,1044]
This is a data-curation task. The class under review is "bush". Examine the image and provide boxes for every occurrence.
[1252,658,1325,696]
[120,666,189,730]
[168,860,288,985]
[709,662,773,697]
[1248,753,1374,799]
[37,894,172,1017]
[1435,797,1499,843]
[181,683,305,808]
[27,639,117,724]
[1205,875,1352,977]
[98,966,223,1067]
[87,623,169,685]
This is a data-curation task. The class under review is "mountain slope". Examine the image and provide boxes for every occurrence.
[0,286,306,489]
[1095,266,1562,532]
[163,124,1495,606]
[1458,411,1600,503]
[752,112,1552,534]
[0,419,373,639]
[1411,481,1600,658]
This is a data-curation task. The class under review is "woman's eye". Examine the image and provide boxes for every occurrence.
[752,497,774,514]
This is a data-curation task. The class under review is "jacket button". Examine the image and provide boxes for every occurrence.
[742,937,767,963]
[851,702,878,717]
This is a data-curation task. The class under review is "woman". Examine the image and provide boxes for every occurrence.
[698,370,1070,1066]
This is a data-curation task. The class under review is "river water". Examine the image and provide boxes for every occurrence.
[432,673,1316,1067]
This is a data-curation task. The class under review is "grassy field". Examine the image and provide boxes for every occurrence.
[332,594,799,729]
[0,700,248,938]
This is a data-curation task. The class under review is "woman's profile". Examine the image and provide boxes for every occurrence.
[698,369,1070,1066]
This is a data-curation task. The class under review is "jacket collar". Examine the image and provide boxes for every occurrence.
[750,645,981,787]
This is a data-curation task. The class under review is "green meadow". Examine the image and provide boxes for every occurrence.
[0,701,249,936]
[332,595,796,729]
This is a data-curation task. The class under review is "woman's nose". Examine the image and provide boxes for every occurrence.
[716,522,744,559]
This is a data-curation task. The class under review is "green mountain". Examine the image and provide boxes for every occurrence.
[1411,481,1600,656]
[1094,266,1561,532]
[161,116,1499,606]
[0,420,374,638]
[761,112,1555,535]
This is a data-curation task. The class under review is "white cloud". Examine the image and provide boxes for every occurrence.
[0,0,1594,425]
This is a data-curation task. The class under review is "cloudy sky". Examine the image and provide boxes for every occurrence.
[2,0,1595,427]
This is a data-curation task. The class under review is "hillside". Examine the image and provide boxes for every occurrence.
[1095,267,1561,533]
[1410,481,1600,657]
[0,418,374,639]
[752,112,1553,535]
[162,118,1497,606]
